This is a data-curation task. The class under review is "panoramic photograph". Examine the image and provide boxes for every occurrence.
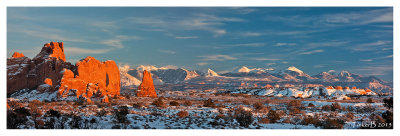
[6,7,393,129]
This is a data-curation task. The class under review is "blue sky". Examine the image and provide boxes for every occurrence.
[7,7,393,81]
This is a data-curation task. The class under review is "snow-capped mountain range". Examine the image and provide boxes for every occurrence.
[119,65,392,92]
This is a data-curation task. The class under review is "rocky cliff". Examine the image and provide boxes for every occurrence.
[7,41,120,102]
[137,70,157,97]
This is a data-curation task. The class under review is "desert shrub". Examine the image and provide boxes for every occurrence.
[183,100,192,106]
[369,114,385,123]
[90,118,97,124]
[29,100,43,118]
[318,118,345,129]
[96,108,107,117]
[344,112,355,122]
[282,118,291,123]
[383,97,393,109]
[177,110,189,118]
[253,102,265,111]
[233,107,254,128]
[8,101,22,110]
[288,100,304,114]
[267,110,280,123]
[152,97,165,108]
[366,98,374,103]
[7,107,31,129]
[150,111,163,116]
[69,115,82,129]
[289,108,305,115]
[264,99,271,105]
[301,115,319,126]
[169,101,180,106]
[242,100,250,105]
[356,104,375,113]
[132,102,144,109]
[44,118,56,129]
[46,109,60,118]
[258,118,270,124]
[382,110,393,123]
[203,98,216,108]
[113,106,130,124]
[111,125,121,129]
[322,105,332,111]
[288,100,302,107]
[275,110,287,118]
[322,103,341,112]
[122,93,130,99]
[331,102,341,112]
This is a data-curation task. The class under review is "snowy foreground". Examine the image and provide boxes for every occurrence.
[7,89,392,129]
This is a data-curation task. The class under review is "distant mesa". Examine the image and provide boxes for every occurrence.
[7,41,120,103]
[137,70,157,97]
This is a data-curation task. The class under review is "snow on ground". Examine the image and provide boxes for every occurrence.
[11,89,58,102]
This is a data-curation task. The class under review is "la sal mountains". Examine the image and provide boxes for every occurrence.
[120,65,392,93]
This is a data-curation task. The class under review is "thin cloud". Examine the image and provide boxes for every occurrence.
[265,8,393,27]
[196,62,209,66]
[198,54,237,61]
[158,49,176,54]
[299,49,324,55]
[65,47,112,55]
[234,43,265,47]
[266,63,276,66]
[360,59,373,62]
[254,58,280,61]
[126,13,244,37]
[349,40,392,51]
[90,21,119,33]
[241,32,263,37]
[100,35,141,48]
[8,24,88,43]
[175,36,198,39]
[353,65,393,76]
[275,43,297,46]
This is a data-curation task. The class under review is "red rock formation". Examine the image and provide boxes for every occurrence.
[137,70,157,97]
[264,84,273,89]
[7,55,31,94]
[58,56,121,100]
[7,41,121,103]
[12,52,25,58]
[44,78,53,86]
[335,86,343,90]
[101,95,109,103]
[34,41,66,62]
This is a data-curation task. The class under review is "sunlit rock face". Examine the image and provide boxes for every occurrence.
[11,52,25,58]
[7,41,121,103]
[59,56,121,100]
[137,70,157,97]
[7,42,73,94]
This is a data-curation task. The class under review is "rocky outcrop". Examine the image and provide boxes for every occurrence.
[33,41,66,62]
[58,56,121,100]
[12,52,25,58]
[7,55,31,94]
[137,70,157,97]
[7,41,121,102]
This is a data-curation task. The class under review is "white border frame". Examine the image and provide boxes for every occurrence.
[0,0,398,136]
